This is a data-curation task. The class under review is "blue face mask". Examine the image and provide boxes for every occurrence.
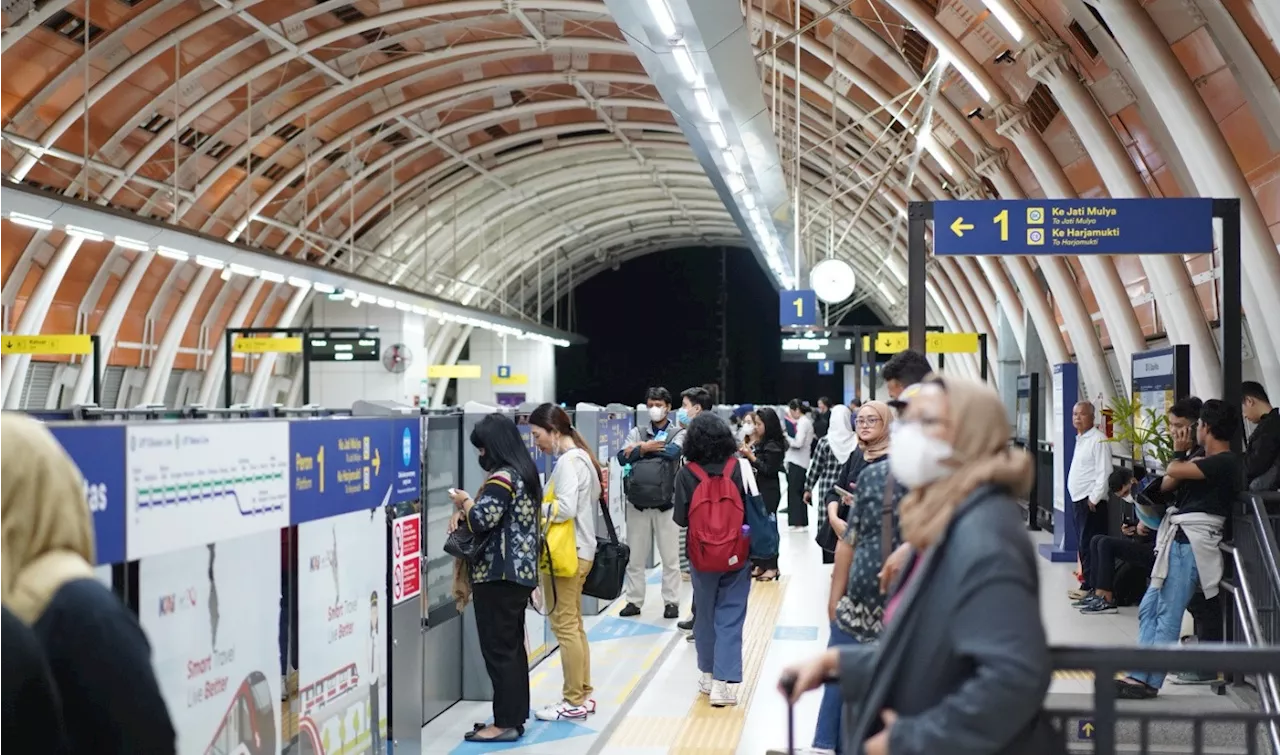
[676,408,690,426]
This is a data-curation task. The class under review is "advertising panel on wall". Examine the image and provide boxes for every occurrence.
[48,424,127,565]
[126,422,291,560]
[296,510,387,755]
[139,529,281,755]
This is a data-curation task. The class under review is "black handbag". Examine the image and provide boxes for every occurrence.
[582,490,630,600]
[444,524,491,563]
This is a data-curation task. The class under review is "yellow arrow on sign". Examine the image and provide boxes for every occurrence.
[372,448,382,476]
[0,334,93,355]
[1082,723,1095,736]
[950,217,975,237]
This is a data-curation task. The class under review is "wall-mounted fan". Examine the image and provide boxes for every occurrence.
[382,343,412,374]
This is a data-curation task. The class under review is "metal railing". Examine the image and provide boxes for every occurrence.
[1047,645,1280,754]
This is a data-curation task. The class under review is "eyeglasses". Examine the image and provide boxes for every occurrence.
[854,417,882,428]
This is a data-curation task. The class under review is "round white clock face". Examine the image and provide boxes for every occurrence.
[810,258,856,304]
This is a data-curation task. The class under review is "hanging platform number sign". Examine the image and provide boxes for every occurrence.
[779,289,818,328]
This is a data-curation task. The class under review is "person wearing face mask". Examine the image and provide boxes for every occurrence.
[676,387,715,584]
[448,413,542,743]
[1076,467,1157,615]
[618,387,686,619]
[808,404,858,565]
[740,408,786,581]
[780,375,1051,755]
[733,404,757,445]
[784,400,815,530]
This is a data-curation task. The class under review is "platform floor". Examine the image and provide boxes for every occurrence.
[422,522,1215,754]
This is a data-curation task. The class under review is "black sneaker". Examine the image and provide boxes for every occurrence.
[677,617,694,632]
[686,632,696,643]
[1080,598,1117,614]
[619,603,641,617]
[663,603,679,619]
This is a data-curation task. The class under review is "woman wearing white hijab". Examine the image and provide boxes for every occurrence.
[807,404,857,564]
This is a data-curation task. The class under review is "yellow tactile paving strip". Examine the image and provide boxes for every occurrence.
[628,577,787,754]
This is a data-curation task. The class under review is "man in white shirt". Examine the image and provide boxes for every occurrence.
[784,399,815,530]
[1066,401,1113,600]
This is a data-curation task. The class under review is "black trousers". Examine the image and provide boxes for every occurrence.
[1188,592,1223,643]
[472,580,534,730]
[786,463,809,527]
[1074,499,1108,588]
[1088,535,1154,592]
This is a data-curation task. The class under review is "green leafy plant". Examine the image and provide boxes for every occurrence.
[1105,392,1174,467]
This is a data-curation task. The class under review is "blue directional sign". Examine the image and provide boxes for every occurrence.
[49,424,127,565]
[779,289,818,327]
[818,359,835,376]
[289,418,395,524]
[391,418,421,504]
[933,198,1213,256]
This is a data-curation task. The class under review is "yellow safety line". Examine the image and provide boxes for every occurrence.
[665,577,789,754]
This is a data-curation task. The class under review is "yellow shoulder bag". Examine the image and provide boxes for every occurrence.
[539,478,579,577]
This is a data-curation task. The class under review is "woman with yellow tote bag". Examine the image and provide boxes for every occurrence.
[528,404,603,722]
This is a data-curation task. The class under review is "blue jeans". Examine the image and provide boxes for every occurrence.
[814,621,858,751]
[1130,540,1200,689]
[690,565,751,682]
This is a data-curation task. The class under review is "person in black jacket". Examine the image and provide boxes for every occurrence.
[1242,381,1280,490]
[2,605,69,754]
[740,408,785,581]
[813,397,832,443]
[1,413,175,755]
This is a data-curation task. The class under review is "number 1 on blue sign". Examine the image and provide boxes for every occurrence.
[993,209,1008,241]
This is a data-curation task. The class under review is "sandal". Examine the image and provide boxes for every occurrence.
[466,726,523,743]
[756,569,779,582]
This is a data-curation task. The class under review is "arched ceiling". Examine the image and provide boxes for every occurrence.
[1,0,1279,405]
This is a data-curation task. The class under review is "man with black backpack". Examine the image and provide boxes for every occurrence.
[617,387,685,619]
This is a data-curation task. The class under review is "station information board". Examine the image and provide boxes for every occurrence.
[933,198,1213,257]
[308,337,381,361]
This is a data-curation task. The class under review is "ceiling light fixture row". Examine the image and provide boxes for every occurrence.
[646,0,792,289]
[1,211,572,348]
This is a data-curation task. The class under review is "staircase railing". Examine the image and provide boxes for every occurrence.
[1046,645,1280,754]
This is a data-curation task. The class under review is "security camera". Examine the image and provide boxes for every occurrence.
[994,50,1016,64]
[967,107,985,121]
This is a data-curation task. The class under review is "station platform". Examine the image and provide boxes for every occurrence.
[421,524,1224,755]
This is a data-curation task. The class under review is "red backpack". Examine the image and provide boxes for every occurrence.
[685,457,750,572]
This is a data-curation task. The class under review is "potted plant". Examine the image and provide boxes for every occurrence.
[1105,392,1174,472]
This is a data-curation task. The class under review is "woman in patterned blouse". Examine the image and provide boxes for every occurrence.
[807,404,857,564]
[448,414,542,743]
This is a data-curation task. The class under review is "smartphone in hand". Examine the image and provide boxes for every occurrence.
[832,485,854,499]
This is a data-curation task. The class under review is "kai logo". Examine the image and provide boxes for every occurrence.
[158,587,198,616]
[84,481,108,514]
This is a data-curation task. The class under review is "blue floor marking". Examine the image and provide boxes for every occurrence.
[447,715,594,754]
[773,625,819,641]
[646,571,661,585]
[587,616,672,642]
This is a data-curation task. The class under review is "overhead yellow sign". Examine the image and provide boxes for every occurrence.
[491,373,529,386]
[1,334,93,355]
[861,332,981,355]
[428,364,482,379]
[233,336,302,354]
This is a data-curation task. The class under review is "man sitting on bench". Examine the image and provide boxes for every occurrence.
[1077,467,1156,614]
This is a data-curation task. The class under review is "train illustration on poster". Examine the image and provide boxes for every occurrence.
[138,530,281,755]
[296,510,387,755]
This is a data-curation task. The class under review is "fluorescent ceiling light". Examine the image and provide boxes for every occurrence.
[259,271,286,283]
[708,122,728,149]
[722,149,741,173]
[357,292,376,303]
[395,301,412,312]
[229,263,258,277]
[646,0,677,37]
[156,246,188,261]
[9,212,52,231]
[726,172,746,193]
[877,280,899,306]
[220,268,232,281]
[694,89,717,120]
[115,236,150,252]
[672,44,699,84]
[287,276,311,289]
[742,194,756,209]
[376,296,395,308]
[195,255,224,269]
[980,0,1024,41]
[313,282,336,294]
[411,305,428,315]
[350,298,361,308]
[64,224,104,242]
[941,54,992,103]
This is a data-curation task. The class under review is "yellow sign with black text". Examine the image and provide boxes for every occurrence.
[861,332,980,355]
[491,373,529,386]
[427,364,482,379]
[0,334,93,355]
[232,336,302,354]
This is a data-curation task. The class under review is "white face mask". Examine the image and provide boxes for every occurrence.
[888,421,955,488]
[648,405,668,423]
[741,421,756,436]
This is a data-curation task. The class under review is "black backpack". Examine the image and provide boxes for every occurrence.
[625,454,678,509]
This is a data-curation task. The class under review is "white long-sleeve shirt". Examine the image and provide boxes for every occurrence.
[785,415,814,468]
[1067,426,1111,504]
[543,448,601,561]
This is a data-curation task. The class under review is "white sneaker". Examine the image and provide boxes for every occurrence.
[534,700,591,721]
[697,672,713,695]
[709,680,737,707]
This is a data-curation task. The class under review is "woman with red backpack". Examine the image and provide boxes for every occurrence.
[673,413,753,708]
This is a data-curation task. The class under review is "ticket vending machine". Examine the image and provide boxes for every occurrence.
[421,413,464,724]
